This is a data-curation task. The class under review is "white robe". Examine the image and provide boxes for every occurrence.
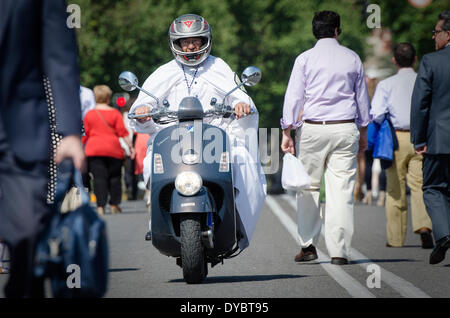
[129,55,266,250]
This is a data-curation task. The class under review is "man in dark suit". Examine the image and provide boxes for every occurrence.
[411,10,450,265]
[0,0,86,297]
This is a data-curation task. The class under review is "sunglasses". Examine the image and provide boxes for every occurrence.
[432,29,445,35]
[180,39,202,46]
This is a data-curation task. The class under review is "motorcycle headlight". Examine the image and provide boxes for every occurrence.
[175,171,202,196]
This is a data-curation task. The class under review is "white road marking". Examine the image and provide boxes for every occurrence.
[279,194,431,298]
[265,195,376,298]
[349,248,431,298]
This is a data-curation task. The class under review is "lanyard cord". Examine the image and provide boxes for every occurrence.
[182,65,199,95]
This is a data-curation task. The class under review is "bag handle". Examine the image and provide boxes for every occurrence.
[73,169,90,205]
[54,160,90,206]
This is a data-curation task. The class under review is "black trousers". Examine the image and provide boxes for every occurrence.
[422,154,450,241]
[365,149,386,191]
[124,157,138,200]
[0,151,50,298]
[88,156,123,207]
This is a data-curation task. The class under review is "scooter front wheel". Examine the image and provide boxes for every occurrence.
[180,214,207,284]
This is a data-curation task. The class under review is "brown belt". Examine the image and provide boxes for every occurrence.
[395,129,410,132]
[304,119,355,125]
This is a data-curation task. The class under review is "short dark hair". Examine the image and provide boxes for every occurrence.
[438,10,450,31]
[312,11,341,40]
[393,43,416,68]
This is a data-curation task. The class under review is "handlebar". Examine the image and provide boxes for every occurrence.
[206,103,257,118]
[128,104,255,123]
[127,110,178,120]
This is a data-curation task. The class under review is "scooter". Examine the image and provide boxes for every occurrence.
[118,66,261,284]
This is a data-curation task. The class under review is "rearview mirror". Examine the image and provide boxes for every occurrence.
[118,71,161,108]
[241,66,262,87]
[118,71,139,92]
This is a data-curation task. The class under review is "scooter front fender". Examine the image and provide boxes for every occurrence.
[152,180,236,257]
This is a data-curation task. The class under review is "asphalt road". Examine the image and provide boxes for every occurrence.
[1,193,449,300]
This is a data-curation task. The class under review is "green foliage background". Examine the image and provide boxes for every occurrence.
[373,0,449,59]
[74,0,449,130]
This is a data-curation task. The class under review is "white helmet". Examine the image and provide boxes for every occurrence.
[168,14,212,67]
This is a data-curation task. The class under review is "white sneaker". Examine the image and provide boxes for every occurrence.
[362,190,372,205]
[377,191,386,206]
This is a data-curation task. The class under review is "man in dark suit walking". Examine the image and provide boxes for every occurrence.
[0,0,86,297]
[411,10,450,265]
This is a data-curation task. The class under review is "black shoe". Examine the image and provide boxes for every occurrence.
[420,230,434,249]
[294,245,318,262]
[429,235,450,265]
[331,257,349,265]
[145,231,152,241]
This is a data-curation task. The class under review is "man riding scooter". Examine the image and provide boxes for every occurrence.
[128,14,266,251]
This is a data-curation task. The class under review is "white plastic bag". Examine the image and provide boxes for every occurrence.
[119,137,131,156]
[281,153,311,191]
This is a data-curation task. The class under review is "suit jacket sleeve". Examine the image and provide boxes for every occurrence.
[41,0,82,137]
[410,55,432,147]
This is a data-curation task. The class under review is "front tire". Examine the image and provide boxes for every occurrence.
[180,214,207,284]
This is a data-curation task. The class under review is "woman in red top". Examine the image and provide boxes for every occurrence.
[83,85,135,215]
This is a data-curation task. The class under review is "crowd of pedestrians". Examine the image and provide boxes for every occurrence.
[281,9,450,266]
[82,85,135,215]
[79,84,150,215]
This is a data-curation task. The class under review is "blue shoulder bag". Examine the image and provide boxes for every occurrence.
[34,160,109,298]
[366,122,379,151]
[372,118,398,169]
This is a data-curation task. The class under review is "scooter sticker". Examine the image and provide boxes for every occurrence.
[157,136,169,146]
[181,202,196,207]
[186,125,194,133]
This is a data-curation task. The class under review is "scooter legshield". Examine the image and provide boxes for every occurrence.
[150,122,236,258]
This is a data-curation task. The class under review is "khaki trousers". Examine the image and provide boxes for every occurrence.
[385,131,432,246]
[296,123,359,258]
